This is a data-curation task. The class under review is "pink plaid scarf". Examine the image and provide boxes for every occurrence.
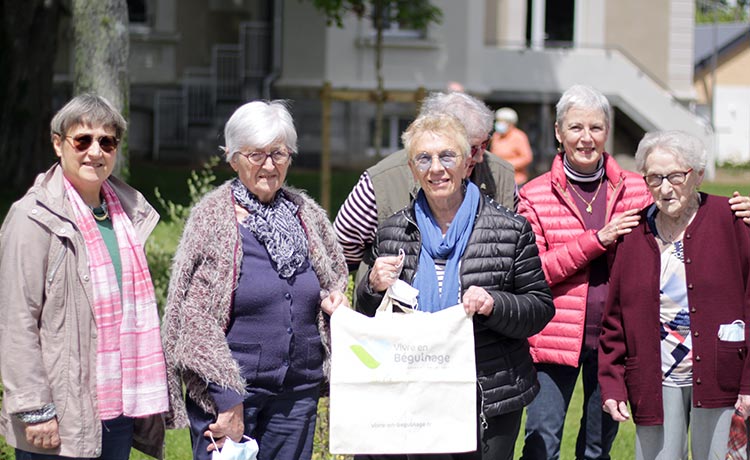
[64,178,168,420]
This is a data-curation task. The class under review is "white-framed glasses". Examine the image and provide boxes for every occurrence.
[411,150,462,172]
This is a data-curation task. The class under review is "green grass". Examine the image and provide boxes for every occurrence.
[701,182,748,197]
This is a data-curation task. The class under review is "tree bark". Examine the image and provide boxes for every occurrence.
[72,0,130,180]
[0,1,63,193]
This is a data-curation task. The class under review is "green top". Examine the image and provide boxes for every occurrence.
[93,206,122,291]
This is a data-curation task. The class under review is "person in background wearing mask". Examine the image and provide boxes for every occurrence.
[490,107,534,185]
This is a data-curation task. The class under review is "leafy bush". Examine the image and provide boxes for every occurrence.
[718,159,750,170]
[146,157,220,311]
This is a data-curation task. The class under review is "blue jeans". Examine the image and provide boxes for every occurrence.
[186,385,320,460]
[521,347,618,460]
[15,414,134,460]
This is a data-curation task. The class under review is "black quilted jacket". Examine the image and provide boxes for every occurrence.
[357,194,554,419]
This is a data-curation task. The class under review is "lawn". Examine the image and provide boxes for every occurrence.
[0,160,746,460]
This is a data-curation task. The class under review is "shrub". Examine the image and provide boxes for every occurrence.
[146,157,220,311]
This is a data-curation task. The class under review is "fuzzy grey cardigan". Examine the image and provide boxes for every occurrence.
[161,182,348,429]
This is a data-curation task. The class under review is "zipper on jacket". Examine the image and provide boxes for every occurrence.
[47,240,68,285]
[477,380,488,430]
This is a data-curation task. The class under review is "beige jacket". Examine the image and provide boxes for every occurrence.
[0,164,165,458]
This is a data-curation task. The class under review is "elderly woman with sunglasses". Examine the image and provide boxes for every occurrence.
[598,130,750,460]
[161,100,348,460]
[356,113,554,460]
[0,94,169,459]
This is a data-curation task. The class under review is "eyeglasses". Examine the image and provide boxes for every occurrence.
[643,168,693,188]
[65,134,119,153]
[470,137,491,158]
[236,150,291,165]
[412,150,462,172]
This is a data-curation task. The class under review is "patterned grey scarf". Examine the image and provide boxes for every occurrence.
[231,178,309,278]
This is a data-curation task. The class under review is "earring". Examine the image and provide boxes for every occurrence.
[557,143,565,154]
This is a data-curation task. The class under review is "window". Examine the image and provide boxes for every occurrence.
[127,0,147,24]
[373,1,429,39]
[370,115,413,153]
[525,0,575,48]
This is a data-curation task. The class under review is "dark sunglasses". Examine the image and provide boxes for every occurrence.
[64,134,119,153]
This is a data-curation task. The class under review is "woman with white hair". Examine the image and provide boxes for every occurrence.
[161,100,349,460]
[599,130,750,459]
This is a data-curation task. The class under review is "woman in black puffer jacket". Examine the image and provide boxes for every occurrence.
[356,113,554,460]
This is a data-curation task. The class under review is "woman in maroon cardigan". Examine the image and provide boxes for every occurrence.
[598,130,750,460]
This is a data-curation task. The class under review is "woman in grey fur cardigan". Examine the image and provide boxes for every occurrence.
[162,100,349,460]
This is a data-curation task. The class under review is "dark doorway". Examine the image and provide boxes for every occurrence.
[525,0,575,48]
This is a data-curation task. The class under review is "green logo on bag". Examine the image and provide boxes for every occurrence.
[350,344,381,369]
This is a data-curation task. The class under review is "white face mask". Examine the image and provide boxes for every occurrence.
[495,121,509,134]
[211,436,259,460]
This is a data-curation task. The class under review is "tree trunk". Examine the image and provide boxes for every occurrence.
[0,1,63,194]
[373,0,385,157]
[72,0,130,180]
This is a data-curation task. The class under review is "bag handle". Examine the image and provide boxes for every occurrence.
[376,283,418,315]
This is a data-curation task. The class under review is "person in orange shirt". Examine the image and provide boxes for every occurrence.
[490,107,534,185]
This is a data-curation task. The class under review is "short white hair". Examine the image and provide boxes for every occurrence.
[634,130,707,173]
[223,100,298,162]
[556,85,612,130]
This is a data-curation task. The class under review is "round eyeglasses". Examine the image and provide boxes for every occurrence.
[643,168,693,188]
[235,150,291,166]
[411,150,462,172]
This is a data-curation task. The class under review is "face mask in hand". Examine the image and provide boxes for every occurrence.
[211,435,259,460]
[494,121,509,135]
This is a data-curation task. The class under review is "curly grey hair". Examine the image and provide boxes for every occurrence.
[634,130,707,174]
[419,91,493,144]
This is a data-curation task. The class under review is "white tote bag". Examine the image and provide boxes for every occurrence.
[329,292,477,455]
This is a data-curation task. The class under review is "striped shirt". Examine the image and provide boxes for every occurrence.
[334,167,517,269]
[333,172,379,267]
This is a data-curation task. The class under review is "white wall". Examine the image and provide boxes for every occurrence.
[715,85,750,163]
[574,0,605,47]
[668,0,696,99]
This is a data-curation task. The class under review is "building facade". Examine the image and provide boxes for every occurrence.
[54,0,713,175]
[695,22,750,165]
